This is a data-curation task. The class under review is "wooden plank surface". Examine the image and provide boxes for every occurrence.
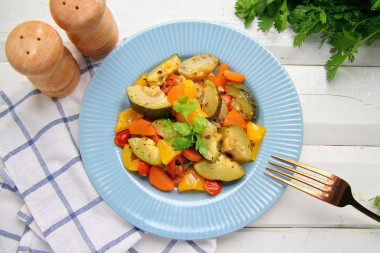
[1,0,380,252]
[216,227,380,253]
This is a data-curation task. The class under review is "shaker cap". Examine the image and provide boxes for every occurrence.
[50,0,106,32]
[5,20,63,76]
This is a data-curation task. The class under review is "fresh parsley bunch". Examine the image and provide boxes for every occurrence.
[235,0,380,80]
[163,96,209,155]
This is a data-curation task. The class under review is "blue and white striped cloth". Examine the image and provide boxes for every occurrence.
[0,53,216,253]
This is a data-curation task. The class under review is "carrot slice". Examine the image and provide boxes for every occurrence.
[214,63,229,89]
[167,82,185,106]
[182,147,202,162]
[223,70,245,83]
[149,166,175,191]
[129,119,156,136]
[222,110,247,129]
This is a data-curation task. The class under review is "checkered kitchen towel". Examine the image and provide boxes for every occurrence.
[0,53,216,253]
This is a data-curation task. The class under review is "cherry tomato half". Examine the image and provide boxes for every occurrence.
[205,179,222,195]
[167,155,185,185]
[114,129,130,148]
[221,94,233,111]
[137,160,150,177]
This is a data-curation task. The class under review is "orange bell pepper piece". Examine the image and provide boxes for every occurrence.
[222,110,247,129]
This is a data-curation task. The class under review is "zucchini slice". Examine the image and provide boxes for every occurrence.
[217,99,228,122]
[146,54,182,86]
[199,121,222,163]
[194,154,245,181]
[225,82,259,122]
[127,85,172,119]
[219,125,252,164]
[201,80,222,118]
[128,137,162,166]
[178,53,219,80]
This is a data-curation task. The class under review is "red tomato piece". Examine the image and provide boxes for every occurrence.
[167,155,185,185]
[114,129,130,148]
[137,160,150,176]
[161,74,182,95]
[150,132,162,143]
[221,94,232,111]
[205,179,222,195]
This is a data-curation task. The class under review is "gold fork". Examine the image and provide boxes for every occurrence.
[265,155,380,223]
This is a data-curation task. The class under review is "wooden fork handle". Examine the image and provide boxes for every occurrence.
[350,198,380,223]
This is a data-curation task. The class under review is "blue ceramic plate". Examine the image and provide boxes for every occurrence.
[79,20,303,240]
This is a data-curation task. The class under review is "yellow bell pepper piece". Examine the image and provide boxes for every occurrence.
[156,139,182,165]
[183,79,198,99]
[246,121,266,161]
[178,166,206,192]
[122,144,139,171]
[134,73,148,86]
[115,108,144,133]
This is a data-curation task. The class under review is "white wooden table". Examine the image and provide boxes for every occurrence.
[1,1,379,252]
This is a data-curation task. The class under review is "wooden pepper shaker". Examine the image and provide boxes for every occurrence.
[5,21,81,98]
[50,0,119,58]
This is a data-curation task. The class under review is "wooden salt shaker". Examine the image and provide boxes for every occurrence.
[50,0,119,58]
[5,21,80,98]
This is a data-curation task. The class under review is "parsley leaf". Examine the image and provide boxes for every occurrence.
[173,96,197,123]
[163,119,174,133]
[234,0,380,81]
[172,136,193,151]
[192,116,208,134]
[370,195,380,206]
[164,96,209,155]
[173,122,192,136]
[195,135,208,156]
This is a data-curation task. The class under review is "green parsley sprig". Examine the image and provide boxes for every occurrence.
[370,195,380,206]
[163,96,209,155]
[235,0,380,81]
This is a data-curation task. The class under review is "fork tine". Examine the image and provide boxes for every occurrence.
[266,167,328,192]
[268,161,332,186]
[264,171,323,199]
[272,155,332,178]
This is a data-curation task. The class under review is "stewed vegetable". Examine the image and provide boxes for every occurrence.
[114,53,266,195]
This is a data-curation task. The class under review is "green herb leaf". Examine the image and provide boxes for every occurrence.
[372,0,380,10]
[172,122,192,136]
[258,15,274,32]
[370,195,380,206]
[195,135,208,155]
[166,96,209,153]
[162,119,174,133]
[234,0,380,81]
[172,137,193,151]
[192,116,208,134]
[173,96,198,122]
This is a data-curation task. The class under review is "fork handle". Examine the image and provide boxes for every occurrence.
[350,198,380,223]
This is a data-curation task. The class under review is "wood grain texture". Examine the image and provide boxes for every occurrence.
[1,0,379,252]
[5,20,80,97]
[50,0,118,58]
